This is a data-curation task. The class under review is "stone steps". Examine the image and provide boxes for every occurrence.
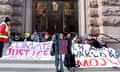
[71,67,120,72]
[0,59,69,72]
[0,59,55,64]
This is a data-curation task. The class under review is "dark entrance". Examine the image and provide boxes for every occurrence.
[32,0,78,33]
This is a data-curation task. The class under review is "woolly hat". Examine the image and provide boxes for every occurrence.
[5,17,11,22]
[34,29,37,32]
[44,32,49,36]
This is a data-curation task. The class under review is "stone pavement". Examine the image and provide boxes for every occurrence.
[0,59,69,72]
[71,67,120,72]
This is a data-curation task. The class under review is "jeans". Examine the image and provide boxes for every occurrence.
[0,42,4,57]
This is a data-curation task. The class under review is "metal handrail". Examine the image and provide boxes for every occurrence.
[100,33,120,43]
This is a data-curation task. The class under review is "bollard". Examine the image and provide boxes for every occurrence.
[54,34,64,72]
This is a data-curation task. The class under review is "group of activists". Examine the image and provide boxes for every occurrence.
[0,17,109,70]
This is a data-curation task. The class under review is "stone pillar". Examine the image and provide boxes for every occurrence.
[87,0,100,36]
[78,0,86,36]
[25,0,32,33]
[98,0,120,38]
[0,0,13,23]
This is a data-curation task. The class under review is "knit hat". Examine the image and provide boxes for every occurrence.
[5,17,11,22]
[44,32,49,36]
[34,29,37,32]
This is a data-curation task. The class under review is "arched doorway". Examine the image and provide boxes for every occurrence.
[32,0,78,34]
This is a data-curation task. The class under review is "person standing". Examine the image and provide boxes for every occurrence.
[0,17,12,57]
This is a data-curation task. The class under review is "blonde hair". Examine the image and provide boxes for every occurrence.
[25,33,30,37]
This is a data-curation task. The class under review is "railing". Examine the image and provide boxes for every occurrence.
[100,33,120,43]
[54,34,64,72]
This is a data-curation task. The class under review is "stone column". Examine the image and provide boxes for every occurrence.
[87,0,100,36]
[98,0,120,38]
[0,0,13,23]
[78,0,86,36]
[25,0,32,33]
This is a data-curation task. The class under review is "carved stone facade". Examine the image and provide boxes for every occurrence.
[87,0,120,47]
[8,0,24,33]
[1,0,120,47]
[87,0,100,35]
[88,0,120,36]
[0,0,13,23]
[98,0,120,38]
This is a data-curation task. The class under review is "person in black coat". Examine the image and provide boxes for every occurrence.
[85,34,101,48]
[13,34,23,41]
[97,35,108,48]
[88,34,107,48]
[64,33,76,70]
[90,38,102,48]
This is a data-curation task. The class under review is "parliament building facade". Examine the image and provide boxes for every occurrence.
[0,0,120,47]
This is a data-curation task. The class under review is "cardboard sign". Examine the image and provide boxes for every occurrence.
[71,44,120,67]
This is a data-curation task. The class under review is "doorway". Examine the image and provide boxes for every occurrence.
[32,0,78,33]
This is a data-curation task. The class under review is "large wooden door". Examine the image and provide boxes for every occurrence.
[32,0,78,33]
[48,1,63,33]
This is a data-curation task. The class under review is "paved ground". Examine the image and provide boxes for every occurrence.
[0,59,69,72]
[71,67,120,72]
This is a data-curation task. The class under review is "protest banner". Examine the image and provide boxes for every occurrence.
[3,41,53,60]
[71,44,120,68]
[2,40,68,60]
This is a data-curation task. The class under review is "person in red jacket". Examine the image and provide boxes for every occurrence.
[0,17,12,57]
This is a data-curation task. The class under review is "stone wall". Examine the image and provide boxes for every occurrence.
[88,0,120,36]
[8,0,24,33]
[87,0,120,47]
[87,0,100,36]
[98,0,120,38]
[0,0,13,23]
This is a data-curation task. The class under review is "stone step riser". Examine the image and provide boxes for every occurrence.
[71,68,120,72]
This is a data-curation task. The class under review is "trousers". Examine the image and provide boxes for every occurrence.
[0,42,4,57]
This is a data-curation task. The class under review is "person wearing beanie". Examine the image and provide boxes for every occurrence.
[31,30,40,42]
[5,17,11,23]
[41,32,52,42]
[0,17,12,58]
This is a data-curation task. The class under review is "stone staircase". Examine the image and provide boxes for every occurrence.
[1,59,120,72]
[0,59,69,72]
[71,67,120,72]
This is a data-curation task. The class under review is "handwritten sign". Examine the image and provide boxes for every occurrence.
[3,40,68,60]
[3,41,53,60]
[71,44,120,67]
[76,58,120,67]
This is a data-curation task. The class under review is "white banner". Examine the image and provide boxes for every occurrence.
[72,44,120,67]
[3,41,53,60]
